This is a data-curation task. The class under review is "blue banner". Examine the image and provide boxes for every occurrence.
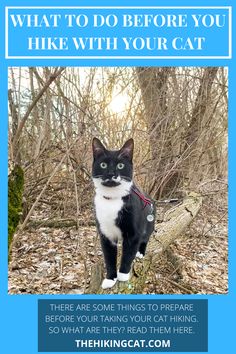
[6,6,231,59]
[38,299,208,352]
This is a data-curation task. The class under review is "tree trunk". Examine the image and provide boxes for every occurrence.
[8,165,24,255]
[183,67,219,187]
[136,67,177,198]
[86,193,202,294]
[185,67,219,148]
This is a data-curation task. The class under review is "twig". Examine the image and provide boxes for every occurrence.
[202,211,227,237]
[162,278,195,294]
[18,135,81,232]
[12,67,65,152]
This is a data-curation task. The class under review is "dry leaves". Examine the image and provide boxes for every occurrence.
[9,225,101,294]
[8,194,228,295]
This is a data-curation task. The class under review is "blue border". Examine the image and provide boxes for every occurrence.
[0,1,235,354]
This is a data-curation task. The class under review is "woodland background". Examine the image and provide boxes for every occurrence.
[8,66,228,294]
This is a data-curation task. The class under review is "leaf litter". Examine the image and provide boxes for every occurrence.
[8,194,228,295]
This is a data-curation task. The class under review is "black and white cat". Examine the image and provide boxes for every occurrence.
[92,138,155,289]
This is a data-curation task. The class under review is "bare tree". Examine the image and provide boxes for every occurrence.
[8,67,228,294]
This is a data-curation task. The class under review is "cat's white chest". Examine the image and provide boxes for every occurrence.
[95,195,123,243]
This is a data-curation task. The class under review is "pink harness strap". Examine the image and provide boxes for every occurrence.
[131,187,152,208]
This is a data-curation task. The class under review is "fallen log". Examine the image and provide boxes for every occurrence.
[86,193,202,294]
[26,218,96,229]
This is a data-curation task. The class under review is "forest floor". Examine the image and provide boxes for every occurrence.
[8,192,228,295]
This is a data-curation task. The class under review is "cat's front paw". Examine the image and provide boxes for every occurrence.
[101,278,117,289]
[118,271,130,282]
[136,251,144,259]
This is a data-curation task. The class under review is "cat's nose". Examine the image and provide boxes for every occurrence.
[106,172,116,179]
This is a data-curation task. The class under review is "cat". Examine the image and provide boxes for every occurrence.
[92,137,156,289]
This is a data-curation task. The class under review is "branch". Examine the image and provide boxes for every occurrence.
[12,67,65,154]
[26,219,95,229]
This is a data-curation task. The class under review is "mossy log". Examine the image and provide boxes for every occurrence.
[86,193,202,294]
[8,166,24,251]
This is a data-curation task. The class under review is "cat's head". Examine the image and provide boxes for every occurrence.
[92,138,134,191]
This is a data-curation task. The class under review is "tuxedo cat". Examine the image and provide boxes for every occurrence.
[92,138,155,289]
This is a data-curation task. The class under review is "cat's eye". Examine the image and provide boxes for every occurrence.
[117,162,125,170]
[100,162,107,169]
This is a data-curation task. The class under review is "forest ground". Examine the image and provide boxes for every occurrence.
[8,192,228,295]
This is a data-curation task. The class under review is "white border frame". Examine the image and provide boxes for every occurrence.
[5,6,232,59]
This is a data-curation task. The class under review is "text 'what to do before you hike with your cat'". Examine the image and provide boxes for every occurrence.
[9,12,227,52]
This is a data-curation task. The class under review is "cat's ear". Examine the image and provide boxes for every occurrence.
[92,138,106,159]
[118,138,134,161]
